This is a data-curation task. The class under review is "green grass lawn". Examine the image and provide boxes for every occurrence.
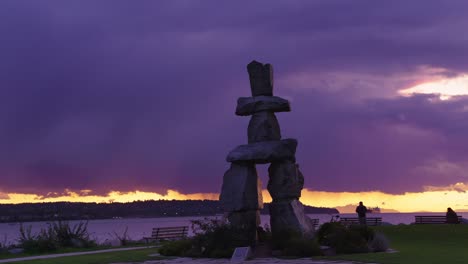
[318,224,468,264]
[10,247,164,264]
[7,225,468,264]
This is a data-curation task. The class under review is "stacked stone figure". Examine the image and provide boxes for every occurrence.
[220,61,315,243]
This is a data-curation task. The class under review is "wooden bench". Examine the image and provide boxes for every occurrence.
[340,217,382,226]
[143,226,188,243]
[414,215,462,224]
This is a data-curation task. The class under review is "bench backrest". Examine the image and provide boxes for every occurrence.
[415,215,462,224]
[340,217,382,226]
[151,226,188,240]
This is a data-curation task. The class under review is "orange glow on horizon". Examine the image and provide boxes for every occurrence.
[1,186,468,213]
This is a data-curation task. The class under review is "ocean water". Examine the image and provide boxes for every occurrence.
[0,212,464,245]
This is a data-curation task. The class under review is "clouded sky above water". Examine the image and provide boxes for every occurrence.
[2,1,468,209]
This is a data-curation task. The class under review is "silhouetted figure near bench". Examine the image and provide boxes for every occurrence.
[356,201,368,225]
[446,207,459,224]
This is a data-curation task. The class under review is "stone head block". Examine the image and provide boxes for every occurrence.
[247,60,273,96]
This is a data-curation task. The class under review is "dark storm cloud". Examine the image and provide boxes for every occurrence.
[1,0,468,195]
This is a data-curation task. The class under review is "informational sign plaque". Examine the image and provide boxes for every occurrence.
[230,247,251,263]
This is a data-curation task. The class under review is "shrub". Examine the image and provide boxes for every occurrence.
[19,224,57,253]
[368,232,389,252]
[271,228,302,250]
[257,225,271,243]
[159,239,193,256]
[190,219,250,258]
[282,237,322,257]
[159,218,255,258]
[51,221,95,248]
[112,226,130,246]
[271,228,321,257]
[317,222,375,254]
[18,221,96,253]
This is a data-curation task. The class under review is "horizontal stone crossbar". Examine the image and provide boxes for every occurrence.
[236,96,290,116]
[226,139,297,164]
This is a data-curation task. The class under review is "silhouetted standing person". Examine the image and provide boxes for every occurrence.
[356,201,367,225]
[446,207,459,224]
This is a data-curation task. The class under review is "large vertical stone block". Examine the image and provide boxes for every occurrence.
[227,210,261,229]
[227,210,260,245]
[247,60,273,96]
[219,162,263,212]
[248,111,281,143]
[269,200,315,236]
[267,162,304,200]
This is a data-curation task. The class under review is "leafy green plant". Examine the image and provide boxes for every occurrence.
[159,218,254,258]
[368,232,389,252]
[111,226,130,246]
[51,221,94,248]
[19,224,57,253]
[271,227,321,257]
[317,222,375,254]
[158,239,192,256]
[18,221,96,253]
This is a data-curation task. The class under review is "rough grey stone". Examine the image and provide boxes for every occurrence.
[227,210,260,245]
[267,162,304,200]
[219,163,263,211]
[236,96,291,116]
[248,111,281,143]
[227,210,261,228]
[226,139,297,164]
[247,60,273,96]
[269,200,315,236]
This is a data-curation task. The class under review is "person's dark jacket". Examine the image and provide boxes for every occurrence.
[446,209,459,224]
[356,205,367,218]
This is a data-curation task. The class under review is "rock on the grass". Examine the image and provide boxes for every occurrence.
[267,161,304,200]
[248,111,281,143]
[236,96,290,116]
[219,162,263,212]
[226,139,297,164]
[269,199,315,236]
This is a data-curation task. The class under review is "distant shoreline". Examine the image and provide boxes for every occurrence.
[0,200,339,224]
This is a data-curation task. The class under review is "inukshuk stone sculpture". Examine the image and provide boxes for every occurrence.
[220,60,315,244]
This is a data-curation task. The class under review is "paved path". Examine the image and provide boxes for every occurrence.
[128,258,374,264]
[0,246,155,263]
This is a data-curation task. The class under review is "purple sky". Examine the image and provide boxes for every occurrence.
[2,1,468,197]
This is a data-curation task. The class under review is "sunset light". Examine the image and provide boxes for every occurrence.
[1,188,467,213]
[3,2,468,261]
[399,75,468,100]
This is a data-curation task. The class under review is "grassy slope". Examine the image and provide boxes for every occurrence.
[319,224,468,264]
[12,247,163,264]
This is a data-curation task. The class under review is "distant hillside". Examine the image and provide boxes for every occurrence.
[0,200,338,223]
[0,200,222,222]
